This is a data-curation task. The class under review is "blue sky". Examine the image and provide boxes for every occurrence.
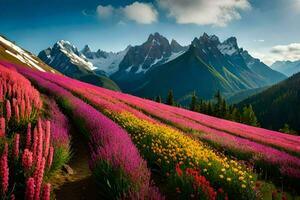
[1,0,300,65]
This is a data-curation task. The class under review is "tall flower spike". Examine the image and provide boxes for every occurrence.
[26,123,32,149]
[44,121,51,158]
[13,134,20,158]
[25,177,35,200]
[5,100,11,121]
[32,127,38,161]
[34,157,46,200]
[47,147,54,169]
[1,143,9,194]
[42,183,51,200]
[0,117,5,137]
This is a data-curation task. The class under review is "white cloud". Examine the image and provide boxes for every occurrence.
[157,0,251,26]
[249,43,300,65]
[123,2,158,24]
[97,5,115,19]
[96,2,158,24]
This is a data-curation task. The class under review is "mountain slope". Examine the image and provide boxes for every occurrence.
[239,72,300,133]
[38,40,120,91]
[271,60,300,76]
[0,35,58,73]
[241,50,286,83]
[132,33,286,100]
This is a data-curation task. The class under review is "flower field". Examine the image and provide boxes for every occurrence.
[0,66,71,199]
[1,61,300,199]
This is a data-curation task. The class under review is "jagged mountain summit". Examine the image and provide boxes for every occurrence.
[271,60,300,76]
[117,32,187,74]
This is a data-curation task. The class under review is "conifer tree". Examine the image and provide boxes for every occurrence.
[155,95,162,103]
[166,90,174,106]
[190,92,198,111]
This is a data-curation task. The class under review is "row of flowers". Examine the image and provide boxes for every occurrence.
[28,70,259,199]
[109,92,300,155]
[0,65,70,199]
[14,65,163,199]
[38,69,300,182]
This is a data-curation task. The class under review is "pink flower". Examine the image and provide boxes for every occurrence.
[44,121,51,158]
[26,123,32,149]
[14,103,20,122]
[47,147,54,169]
[34,157,45,200]
[25,177,35,200]
[10,194,15,200]
[42,183,51,200]
[1,143,9,194]
[32,127,38,161]
[5,100,11,121]
[0,117,5,137]
[22,149,33,171]
[13,134,20,158]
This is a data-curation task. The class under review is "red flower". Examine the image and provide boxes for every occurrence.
[176,164,183,176]
[218,188,224,193]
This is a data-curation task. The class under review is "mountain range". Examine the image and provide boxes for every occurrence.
[38,40,120,91]
[271,60,300,76]
[37,32,286,101]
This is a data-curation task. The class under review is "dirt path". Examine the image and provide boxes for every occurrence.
[50,127,99,200]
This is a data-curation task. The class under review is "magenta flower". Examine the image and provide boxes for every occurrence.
[5,100,11,121]
[25,177,35,200]
[44,121,51,158]
[0,117,5,137]
[42,183,51,200]
[26,123,32,149]
[13,134,20,158]
[47,146,54,169]
[34,157,45,200]
[1,143,9,194]
[22,149,33,171]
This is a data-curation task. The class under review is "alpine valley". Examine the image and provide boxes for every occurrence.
[38,33,286,102]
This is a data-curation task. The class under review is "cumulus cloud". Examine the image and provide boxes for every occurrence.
[123,2,158,24]
[97,5,115,19]
[96,2,158,24]
[157,0,251,26]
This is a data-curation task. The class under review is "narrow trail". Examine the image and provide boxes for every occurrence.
[50,126,99,200]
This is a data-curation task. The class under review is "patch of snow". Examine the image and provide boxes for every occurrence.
[218,43,237,56]
[166,51,185,63]
[0,36,46,72]
[87,49,128,75]
[60,49,95,70]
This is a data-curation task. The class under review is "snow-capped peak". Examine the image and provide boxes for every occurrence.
[218,37,239,56]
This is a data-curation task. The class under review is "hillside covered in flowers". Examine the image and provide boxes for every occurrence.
[1,61,300,200]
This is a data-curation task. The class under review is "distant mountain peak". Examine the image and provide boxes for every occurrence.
[170,39,185,53]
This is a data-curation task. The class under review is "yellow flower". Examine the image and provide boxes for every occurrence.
[227,178,232,182]
[241,184,246,188]
[219,175,224,179]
